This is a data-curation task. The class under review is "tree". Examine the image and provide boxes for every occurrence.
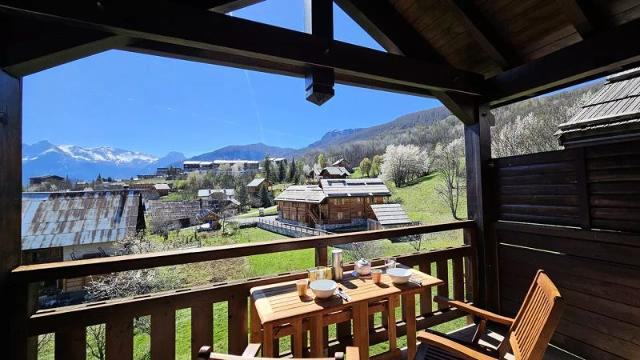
[259,185,272,207]
[316,153,327,168]
[433,139,465,220]
[380,144,429,187]
[262,156,273,181]
[288,157,297,182]
[277,160,286,183]
[236,184,249,211]
[371,155,383,177]
[96,173,103,183]
[359,157,372,177]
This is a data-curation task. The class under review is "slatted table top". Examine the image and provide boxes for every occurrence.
[250,268,443,324]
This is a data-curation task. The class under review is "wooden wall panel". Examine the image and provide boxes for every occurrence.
[496,223,640,360]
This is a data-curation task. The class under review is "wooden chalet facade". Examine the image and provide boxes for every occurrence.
[275,179,391,230]
[318,166,350,179]
[5,1,640,359]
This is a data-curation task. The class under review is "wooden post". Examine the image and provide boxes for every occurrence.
[304,0,334,105]
[464,102,500,312]
[1,70,29,359]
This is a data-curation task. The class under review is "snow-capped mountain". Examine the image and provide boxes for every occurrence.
[22,141,185,183]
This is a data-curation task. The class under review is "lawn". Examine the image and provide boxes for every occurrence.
[39,173,469,360]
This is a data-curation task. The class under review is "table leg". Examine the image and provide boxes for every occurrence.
[262,324,274,357]
[292,318,303,358]
[386,296,398,352]
[352,302,369,360]
[402,294,417,360]
[310,315,324,357]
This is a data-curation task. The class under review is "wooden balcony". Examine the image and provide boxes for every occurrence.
[11,221,478,360]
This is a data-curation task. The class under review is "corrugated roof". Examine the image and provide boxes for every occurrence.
[247,178,266,188]
[197,189,235,198]
[370,204,412,225]
[557,67,640,143]
[275,185,327,203]
[320,178,391,197]
[21,190,143,250]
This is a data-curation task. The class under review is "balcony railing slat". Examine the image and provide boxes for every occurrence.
[436,260,449,310]
[453,257,465,301]
[228,296,249,355]
[106,317,133,360]
[191,302,213,360]
[55,325,86,360]
[419,262,433,314]
[151,308,176,360]
[12,221,474,284]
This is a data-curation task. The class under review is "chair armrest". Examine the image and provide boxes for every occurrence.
[417,331,497,360]
[434,296,514,326]
[242,343,262,358]
[198,346,213,360]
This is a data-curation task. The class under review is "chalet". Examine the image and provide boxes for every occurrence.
[197,188,239,210]
[146,200,202,229]
[21,190,145,291]
[153,183,171,196]
[247,178,271,206]
[556,67,640,147]
[332,158,349,169]
[275,178,392,230]
[367,204,414,230]
[319,166,350,179]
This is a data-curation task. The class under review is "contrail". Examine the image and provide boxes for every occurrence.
[242,69,266,143]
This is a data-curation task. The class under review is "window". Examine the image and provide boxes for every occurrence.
[337,212,344,220]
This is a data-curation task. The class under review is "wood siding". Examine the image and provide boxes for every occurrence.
[493,139,640,359]
[277,196,386,226]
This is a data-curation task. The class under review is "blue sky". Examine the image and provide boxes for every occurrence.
[22,1,441,157]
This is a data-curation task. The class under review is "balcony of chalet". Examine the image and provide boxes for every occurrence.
[2,0,640,360]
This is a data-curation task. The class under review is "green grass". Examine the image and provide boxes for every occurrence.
[39,173,470,359]
[235,205,278,218]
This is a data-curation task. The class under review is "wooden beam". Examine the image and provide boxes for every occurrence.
[555,0,593,38]
[464,103,499,311]
[0,13,128,76]
[304,0,334,105]
[184,0,264,13]
[445,0,519,69]
[334,0,443,62]
[486,18,640,107]
[0,70,27,358]
[334,0,482,122]
[0,0,482,95]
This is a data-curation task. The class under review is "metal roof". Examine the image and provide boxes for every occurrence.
[274,185,327,203]
[247,178,266,188]
[147,200,201,223]
[370,204,412,225]
[21,190,143,250]
[320,178,391,197]
[557,67,640,144]
[197,189,235,198]
[153,183,171,190]
[320,167,350,176]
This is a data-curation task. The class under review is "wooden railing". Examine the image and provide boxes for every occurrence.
[10,221,477,360]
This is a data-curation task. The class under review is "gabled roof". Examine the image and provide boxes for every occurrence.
[332,158,346,166]
[557,67,640,146]
[147,200,201,223]
[247,178,266,188]
[370,204,412,226]
[154,183,171,191]
[21,190,143,250]
[320,178,391,197]
[197,189,235,198]
[274,185,327,203]
[320,166,350,176]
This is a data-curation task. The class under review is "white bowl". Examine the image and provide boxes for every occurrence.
[309,280,337,299]
[387,268,412,284]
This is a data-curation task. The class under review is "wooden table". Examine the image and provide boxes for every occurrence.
[250,269,443,360]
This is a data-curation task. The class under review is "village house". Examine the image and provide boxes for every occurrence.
[146,199,203,230]
[28,175,65,186]
[318,166,351,179]
[183,160,260,174]
[21,190,145,292]
[197,188,240,210]
[247,177,271,206]
[275,178,395,230]
[331,158,350,170]
[153,183,171,196]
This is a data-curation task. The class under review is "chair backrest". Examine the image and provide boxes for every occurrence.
[504,270,564,360]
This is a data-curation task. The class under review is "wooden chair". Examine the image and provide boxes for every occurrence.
[198,343,359,360]
[417,270,564,360]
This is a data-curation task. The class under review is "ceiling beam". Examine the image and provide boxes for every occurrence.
[333,0,444,63]
[334,0,480,123]
[0,0,483,95]
[0,14,127,76]
[173,0,264,13]
[304,0,334,105]
[555,0,593,38]
[444,0,520,69]
[485,18,640,107]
